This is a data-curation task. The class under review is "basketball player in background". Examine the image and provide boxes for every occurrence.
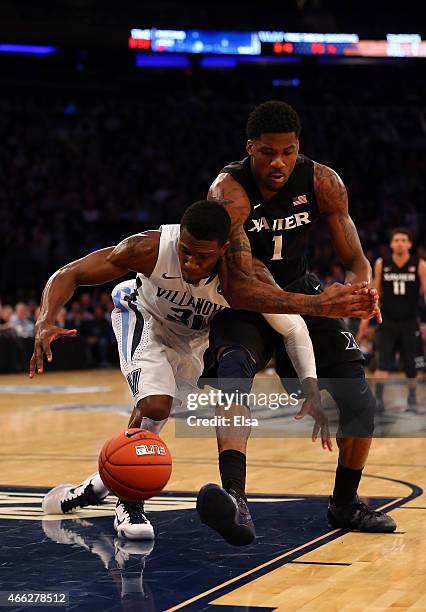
[358,228,426,413]
[196,101,396,545]
[32,200,376,541]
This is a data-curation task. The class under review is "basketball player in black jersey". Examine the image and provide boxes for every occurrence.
[358,228,426,413]
[196,100,396,544]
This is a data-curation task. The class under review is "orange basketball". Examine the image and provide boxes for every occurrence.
[98,428,172,501]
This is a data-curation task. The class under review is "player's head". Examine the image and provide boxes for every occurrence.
[179,200,230,284]
[390,227,413,256]
[246,100,301,194]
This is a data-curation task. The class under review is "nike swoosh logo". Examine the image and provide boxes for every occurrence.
[314,284,321,291]
[162,273,181,280]
[253,204,262,209]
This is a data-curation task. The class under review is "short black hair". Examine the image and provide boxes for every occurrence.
[246,100,301,139]
[180,199,231,245]
[390,227,413,242]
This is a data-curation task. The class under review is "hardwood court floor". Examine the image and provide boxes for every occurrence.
[1,369,425,611]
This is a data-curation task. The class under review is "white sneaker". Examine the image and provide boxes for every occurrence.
[42,473,107,515]
[114,500,154,540]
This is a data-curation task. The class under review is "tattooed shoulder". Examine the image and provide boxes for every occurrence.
[208,173,250,224]
[313,161,348,214]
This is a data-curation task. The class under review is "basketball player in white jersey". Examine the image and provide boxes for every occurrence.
[32,200,377,541]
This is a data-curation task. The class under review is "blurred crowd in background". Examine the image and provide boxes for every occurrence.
[0,60,425,372]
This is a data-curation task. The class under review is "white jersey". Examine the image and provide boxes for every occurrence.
[111,224,316,405]
[135,224,229,336]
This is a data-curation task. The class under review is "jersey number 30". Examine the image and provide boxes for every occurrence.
[167,307,205,330]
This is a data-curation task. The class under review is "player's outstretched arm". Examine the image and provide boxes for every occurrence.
[313,162,381,323]
[30,232,159,377]
[210,173,378,318]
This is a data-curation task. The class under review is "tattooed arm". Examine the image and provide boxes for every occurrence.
[211,173,377,317]
[314,162,372,285]
[30,232,160,376]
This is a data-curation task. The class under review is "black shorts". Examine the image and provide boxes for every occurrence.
[202,273,373,437]
[375,318,423,378]
[203,272,364,378]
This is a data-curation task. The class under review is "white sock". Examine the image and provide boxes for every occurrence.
[140,416,168,435]
[91,473,110,498]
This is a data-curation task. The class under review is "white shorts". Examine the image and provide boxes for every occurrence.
[111,280,208,406]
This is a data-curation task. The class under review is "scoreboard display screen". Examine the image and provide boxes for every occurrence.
[129,29,426,59]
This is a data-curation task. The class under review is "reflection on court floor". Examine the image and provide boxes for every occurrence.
[0,487,412,611]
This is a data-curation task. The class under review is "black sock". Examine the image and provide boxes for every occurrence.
[219,449,246,499]
[375,383,384,401]
[332,462,363,506]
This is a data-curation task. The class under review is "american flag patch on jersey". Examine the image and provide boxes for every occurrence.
[293,194,308,206]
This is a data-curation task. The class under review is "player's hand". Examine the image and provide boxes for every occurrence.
[352,285,382,324]
[294,379,332,451]
[363,287,382,324]
[29,322,77,378]
[318,282,379,319]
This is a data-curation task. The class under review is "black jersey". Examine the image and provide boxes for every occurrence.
[221,155,319,287]
[380,255,420,321]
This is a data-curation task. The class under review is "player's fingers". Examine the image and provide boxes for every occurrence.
[59,328,78,337]
[350,310,375,319]
[348,292,374,303]
[321,422,333,451]
[348,281,368,290]
[41,338,53,363]
[312,420,320,442]
[29,353,36,378]
[375,306,383,324]
[35,345,44,374]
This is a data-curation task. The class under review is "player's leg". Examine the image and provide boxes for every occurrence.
[374,321,398,413]
[43,282,175,540]
[197,310,273,545]
[321,360,396,532]
[274,287,396,532]
[398,319,421,411]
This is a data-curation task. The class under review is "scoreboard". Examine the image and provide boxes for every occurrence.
[129,29,426,59]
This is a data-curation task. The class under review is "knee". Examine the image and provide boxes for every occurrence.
[216,346,257,396]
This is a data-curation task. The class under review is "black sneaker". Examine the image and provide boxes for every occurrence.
[196,483,256,546]
[327,495,397,533]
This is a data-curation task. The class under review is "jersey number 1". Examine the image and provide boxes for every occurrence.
[271,235,283,261]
